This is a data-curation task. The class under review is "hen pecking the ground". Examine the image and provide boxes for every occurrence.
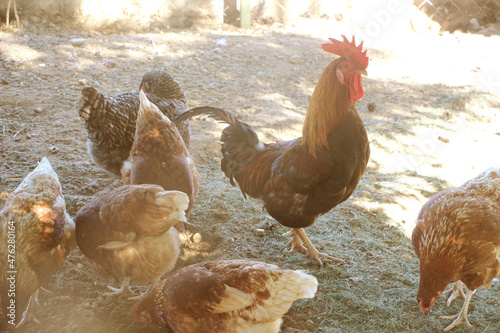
[412,167,500,331]
[121,91,198,218]
[132,259,318,333]
[78,70,190,177]
[75,184,188,300]
[0,157,76,330]
[173,36,370,265]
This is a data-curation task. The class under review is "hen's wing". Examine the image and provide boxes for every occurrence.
[166,260,317,322]
[99,185,188,237]
[76,185,188,250]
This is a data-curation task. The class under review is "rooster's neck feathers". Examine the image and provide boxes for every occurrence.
[302,58,350,158]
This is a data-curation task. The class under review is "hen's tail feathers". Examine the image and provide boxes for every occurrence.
[9,157,61,199]
[79,87,108,121]
[138,90,170,126]
[289,270,318,299]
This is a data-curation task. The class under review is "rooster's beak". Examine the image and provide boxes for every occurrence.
[355,68,368,76]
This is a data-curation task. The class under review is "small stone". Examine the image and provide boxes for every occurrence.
[38,63,46,68]
[367,102,376,112]
[358,191,371,198]
[431,163,443,168]
[253,228,265,237]
[438,136,449,143]
[1,79,8,85]
[211,47,222,54]
[70,38,85,47]
[49,146,59,154]
[469,18,480,31]
[105,60,117,68]
[252,55,260,62]
[289,54,301,64]
[78,79,89,86]
[215,38,228,46]
[192,233,202,243]
[34,107,43,113]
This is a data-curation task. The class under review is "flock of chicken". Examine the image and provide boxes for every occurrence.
[1,35,500,332]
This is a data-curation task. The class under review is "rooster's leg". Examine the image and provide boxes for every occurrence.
[443,280,466,307]
[104,277,132,296]
[283,229,308,253]
[439,288,475,331]
[127,277,160,301]
[284,228,345,266]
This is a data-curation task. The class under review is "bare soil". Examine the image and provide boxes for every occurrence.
[1,17,500,333]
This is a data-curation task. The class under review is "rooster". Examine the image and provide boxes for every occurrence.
[0,157,75,330]
[132,260,318,332]
[75,184,188,299]
[412,167,500,331]
[78,70,190,177]
[121,91,198,217]
[173,36,370,265]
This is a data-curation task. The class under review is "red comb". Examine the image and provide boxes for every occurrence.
[131,305,139,321]
[321,35,369,70]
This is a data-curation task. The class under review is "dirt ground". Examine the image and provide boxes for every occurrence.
[1,14,500,333]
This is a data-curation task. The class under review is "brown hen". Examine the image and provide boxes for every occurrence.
[132,260,317,333]
[413,167,500,331]
[78,70,190,177]
[0,157,75,330]
[75,184,188,299]
[122,91,198,217]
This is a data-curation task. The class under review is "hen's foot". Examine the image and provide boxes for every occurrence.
[127,278,160,301]
[443,281,466,307]
[283,228,345,266]
[439,288,475,332]
[104,277,131,296]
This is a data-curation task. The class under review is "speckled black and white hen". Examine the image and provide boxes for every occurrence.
[78,70,190,177]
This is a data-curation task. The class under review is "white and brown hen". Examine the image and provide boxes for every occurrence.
[0,157,75,330]
[132,260,318,333]
[75,184,188,299]
[413,167,500,331]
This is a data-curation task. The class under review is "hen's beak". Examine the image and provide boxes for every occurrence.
[355,68,368,76]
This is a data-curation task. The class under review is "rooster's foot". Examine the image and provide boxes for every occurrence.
[284,228,345,266]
